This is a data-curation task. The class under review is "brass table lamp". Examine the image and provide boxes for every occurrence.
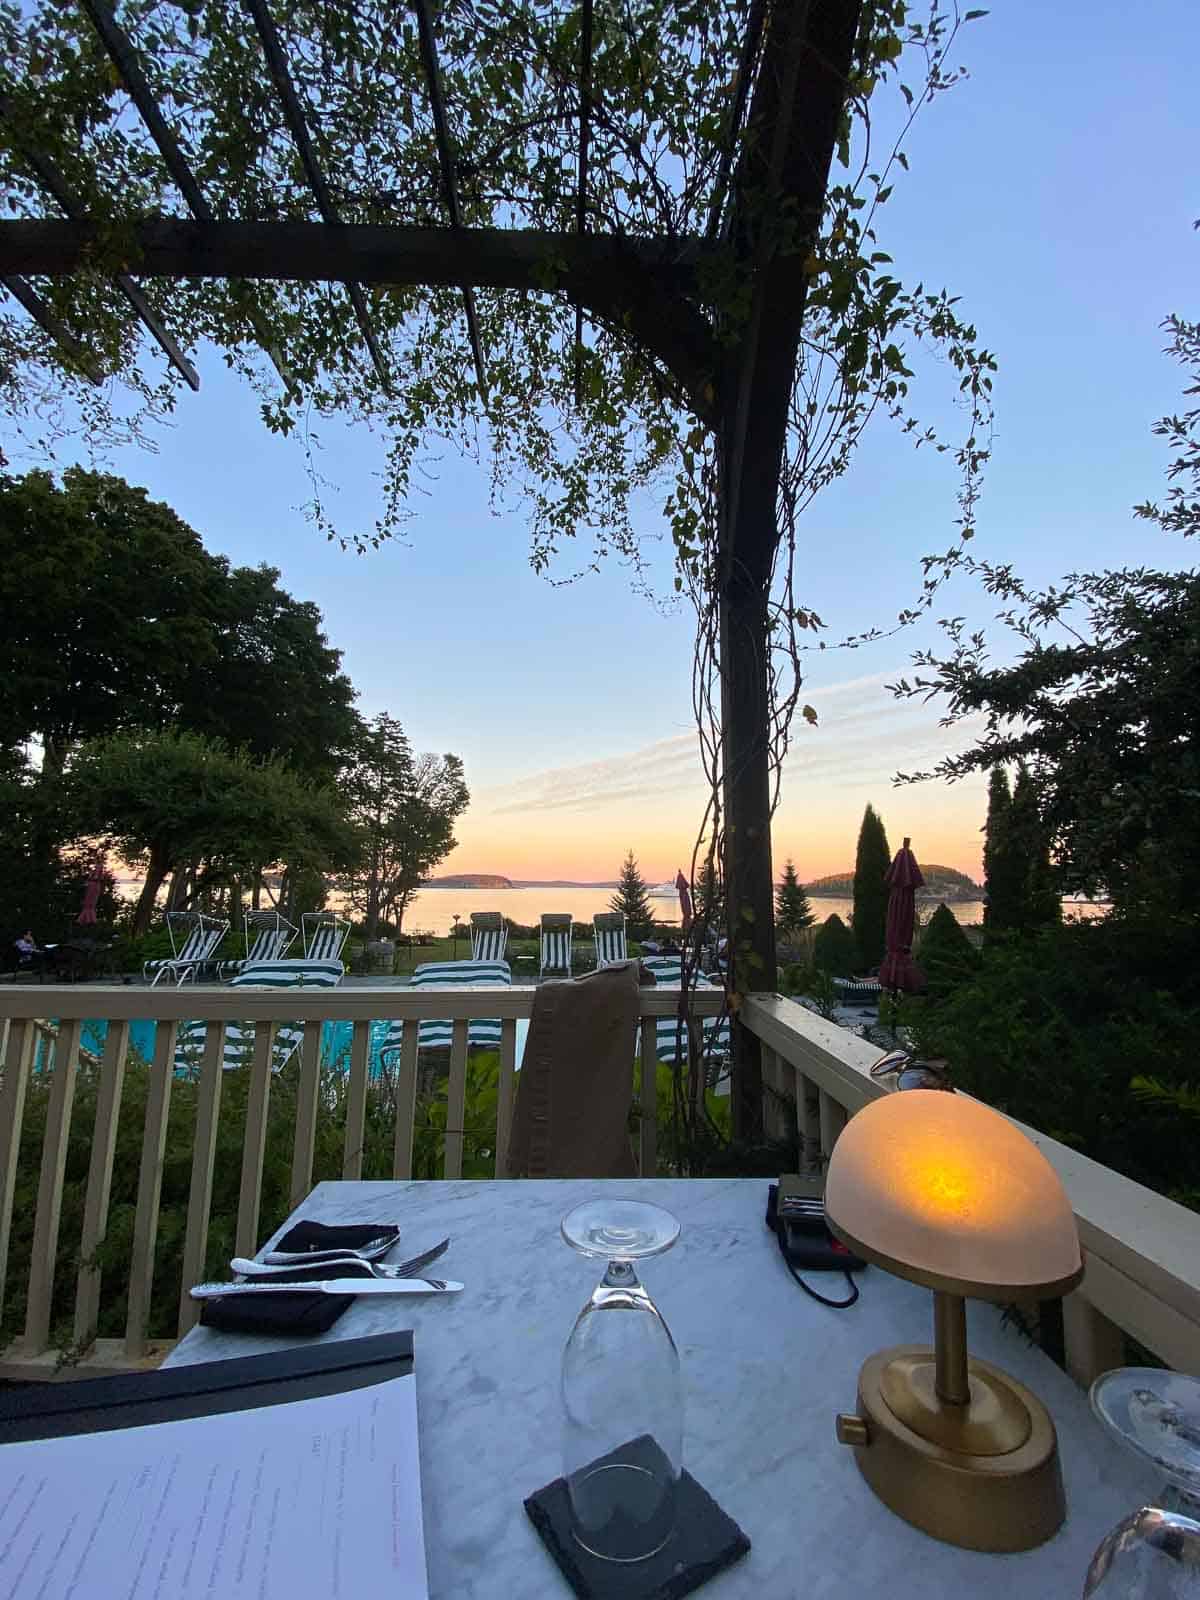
[825,1089,1083,1553]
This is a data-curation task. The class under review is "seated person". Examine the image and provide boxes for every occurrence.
[14,929,40,960]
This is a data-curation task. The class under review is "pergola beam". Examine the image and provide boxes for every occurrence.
[0,216,722,423]
[1,276,102,385]
[79,0,295,393]
[244,0,389,388]
[412,0,487,393]
[0,104,199,390]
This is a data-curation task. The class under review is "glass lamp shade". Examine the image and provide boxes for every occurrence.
[825,1090,1082,1302]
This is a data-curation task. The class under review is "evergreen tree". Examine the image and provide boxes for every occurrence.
[982,767,1016,929]
[694,856,723,929]
[917,903,978,1003]
[775,858,814,939]
[812,913,857,976]
[852,804,891,970]
[1010,764,1061,929]
[611,850,655,938]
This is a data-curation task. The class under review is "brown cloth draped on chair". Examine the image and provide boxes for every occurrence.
[505,961,644,1179]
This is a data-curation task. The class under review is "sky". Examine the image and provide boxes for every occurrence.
[12,0,1197,886]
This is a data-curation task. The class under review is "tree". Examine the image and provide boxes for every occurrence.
[1009,764,1061,930]
[852,805,891,971]
[812,913,857,976]
[982,767,1018,931]
[611,852,655,939]
[0,469,360,774]
[694,857,724,929]
[775,860,814,940]
[917,903,977,1004]
[338,715,469,940]
[66,730,357,934]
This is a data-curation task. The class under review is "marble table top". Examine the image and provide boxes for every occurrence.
[169,1179,1153,1598]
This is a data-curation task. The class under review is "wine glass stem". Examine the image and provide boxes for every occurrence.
[603,1260,639,1289]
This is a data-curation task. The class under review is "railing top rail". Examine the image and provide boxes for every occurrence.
[0,983,725,1023]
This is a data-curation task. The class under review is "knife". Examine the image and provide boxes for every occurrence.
[190,1278,462,1299]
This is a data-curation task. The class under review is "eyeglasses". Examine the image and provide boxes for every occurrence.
[870,1049,954,1092]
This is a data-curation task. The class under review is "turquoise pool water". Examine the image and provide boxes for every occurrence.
[59,1017,530,1074]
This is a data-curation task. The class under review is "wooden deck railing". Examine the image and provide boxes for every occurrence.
[744,992,1200,1387]
[1,984,1197,1388]
[0,983,722,1375]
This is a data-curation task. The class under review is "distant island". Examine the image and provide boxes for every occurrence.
[422,875,620,889]
[805,864,983,902]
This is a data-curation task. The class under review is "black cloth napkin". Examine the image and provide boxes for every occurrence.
[199,1289,351,1337]
[271,1220,400,1255]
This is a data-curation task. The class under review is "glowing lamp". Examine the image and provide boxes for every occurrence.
[826,1090,1082,1553]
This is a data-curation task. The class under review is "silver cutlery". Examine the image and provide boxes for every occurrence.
[231,1239,450,1282]
[263,1229,399,1265]
[191,1277,461,1299]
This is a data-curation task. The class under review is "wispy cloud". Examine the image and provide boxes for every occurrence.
[478,669,972,817]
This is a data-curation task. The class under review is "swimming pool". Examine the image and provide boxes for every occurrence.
[59,1016,531,1075]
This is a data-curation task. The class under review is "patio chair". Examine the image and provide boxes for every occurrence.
[301,911,351,962]
[539,912,572,978]
[505,962,640,1178]
[219,909,298,978]
[379,958,512,1060]
[143,911,230,987]
[640,958,732,1074]
[592,911,628,969]
[469,911,508,963]
[175,958,345,1075]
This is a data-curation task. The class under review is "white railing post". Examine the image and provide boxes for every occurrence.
[444,1020,469,1179]
[393,1025,420,1180]
[0,1016,36,1330]
[494,1019,518,1178]
[290,1021,322,1209]
[343,1019,371,1180]
[1063,1289,1126,1387]
[125,1019,178,1360]
[23,1018,84,1354]
[177,1022,226,1337]
[75,1020,131,1350]
[235,1021,276,1260]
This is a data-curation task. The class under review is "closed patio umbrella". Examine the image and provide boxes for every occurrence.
[76,856,105,925]
[675,869,692,930]
[879,837,926,993]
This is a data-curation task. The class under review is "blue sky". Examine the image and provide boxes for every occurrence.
[19,0,1197,882]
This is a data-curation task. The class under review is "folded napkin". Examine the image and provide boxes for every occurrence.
[200,1289,351,1337]
[271,1220,400,1255]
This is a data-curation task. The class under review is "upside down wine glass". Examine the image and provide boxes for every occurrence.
[560,1199,683,1563]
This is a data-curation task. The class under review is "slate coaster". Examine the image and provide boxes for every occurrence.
[524,1436,750,1599]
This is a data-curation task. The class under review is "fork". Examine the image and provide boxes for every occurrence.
[230,1238,450,1283]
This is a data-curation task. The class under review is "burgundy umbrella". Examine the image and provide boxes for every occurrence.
[675,869,693,930]
[76,856,105,926]
[878,837,926,993]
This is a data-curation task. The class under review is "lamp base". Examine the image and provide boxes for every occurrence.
[836,1344,1065,1553]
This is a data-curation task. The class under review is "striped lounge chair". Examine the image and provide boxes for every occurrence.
[175,958,344,1075]
[143,911,229,987]
[219,909,298,978]
[592,912,628,969]
[470,912,508,963]
[539,913,572,978]
[379,958,512,1060]
[640,958,732,1072]
[301,911,350,962]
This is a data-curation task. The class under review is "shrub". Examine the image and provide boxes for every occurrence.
[812,913,857,976]
[916,903,979,1003]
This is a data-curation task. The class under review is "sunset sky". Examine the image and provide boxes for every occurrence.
[16,0,1196,886]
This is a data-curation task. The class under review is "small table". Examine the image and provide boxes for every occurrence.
[169,1180,1151,1598]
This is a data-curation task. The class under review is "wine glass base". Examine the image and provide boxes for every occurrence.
[567,1434,678,1564]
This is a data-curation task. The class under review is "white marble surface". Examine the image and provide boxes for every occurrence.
[169,1180,1153,1598]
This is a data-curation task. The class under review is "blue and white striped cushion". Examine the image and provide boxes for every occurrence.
[540,929,571,973]
[470,928,508,962]
[640,960,732,1065]
[176,961,344,1073]
[594,923,627,967]
[379,960,512,1056]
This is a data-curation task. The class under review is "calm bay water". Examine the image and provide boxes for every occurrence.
[401,886,993,938]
